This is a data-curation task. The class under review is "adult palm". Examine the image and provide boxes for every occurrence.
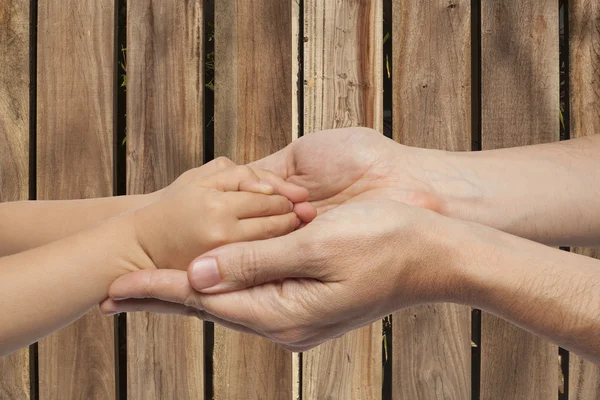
[251,128,444,215]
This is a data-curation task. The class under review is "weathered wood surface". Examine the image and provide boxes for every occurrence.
[36,1,115,398]
[480,1,560,399]
[392,2,472,399]
[302,1,382,398]
[0,0,30,396]
[214,0,294,398]
[126,1,204,399]
[569,5,600,396]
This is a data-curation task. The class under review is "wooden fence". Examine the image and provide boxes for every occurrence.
[0,0,599,399]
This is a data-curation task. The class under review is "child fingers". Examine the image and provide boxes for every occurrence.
[235,213,300,242]
[199,165,270,193]
[251,167,309,203]
[229,192,293,219]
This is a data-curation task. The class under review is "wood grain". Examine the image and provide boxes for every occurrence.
[0,0,30,396]
[569,0,600,139]
[302,1,382,398]
[569,2,600,397]
[214,0,294,398]
[126,1,204,399]
[392,2,471,398]
[36,1,115,398]
[481,1,560,399]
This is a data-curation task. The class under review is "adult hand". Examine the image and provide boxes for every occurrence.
[247,127,459,215]
[101,199,466,350]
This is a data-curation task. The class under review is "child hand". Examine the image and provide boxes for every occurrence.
[132,163,308,271]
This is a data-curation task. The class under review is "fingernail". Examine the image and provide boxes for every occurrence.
[289,200,294,211]
[191,258,221,290]
[258,180,274,194]
[105,311,118,317]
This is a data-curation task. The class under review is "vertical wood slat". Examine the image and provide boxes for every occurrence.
[302,1,382,398]
[291,1,301,398]
[569,1,600,397]
[214,0,294,398]
[0,0,30,397]
[36,0,115,398]
[481,1,560,399]
[392,1,471,399]
[126,2,204,399]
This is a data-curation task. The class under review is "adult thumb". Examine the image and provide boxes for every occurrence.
[187,230,321,294]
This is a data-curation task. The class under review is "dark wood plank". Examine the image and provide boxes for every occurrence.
[569,3,600,396]
[36,0,115,398]
[0,1,30,395]
[214,0,293,397]
[302,1,382,398]
[126,1,204,398]
[480,1,560,399]
[392,1,472,398]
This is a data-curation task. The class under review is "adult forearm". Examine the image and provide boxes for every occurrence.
[0,194,156,257]
[411,135,600,246]
[454,222,600,364]
[0,215,150,356]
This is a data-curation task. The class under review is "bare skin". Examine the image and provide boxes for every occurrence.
[0,162,313,356]
[0,157,314,257]
[102,128,600,365]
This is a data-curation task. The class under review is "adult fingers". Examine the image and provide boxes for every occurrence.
[106,269,269,328]
[100,298,260,336]
[187,230,324,293]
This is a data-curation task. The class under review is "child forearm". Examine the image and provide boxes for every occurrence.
[0,194,156,257]
[0,214,151,356]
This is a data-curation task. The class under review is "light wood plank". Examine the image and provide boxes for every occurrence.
[214,0,294,398]
[291,0,301,397]
[302,1,382,398]
[569,0,600,139]
[36,1,115,398]
[569,4,600,397]
[0,1,30,395]
[392,2,471,398]
[481,1,560,399]
[126,1,204,399]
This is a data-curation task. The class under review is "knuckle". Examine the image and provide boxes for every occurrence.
[235,246,260,286]
[214,157,234,169]
[207,227,230,248]
[235,165,257,180]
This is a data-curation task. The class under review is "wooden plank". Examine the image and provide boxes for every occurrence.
[569,2,600,397]
[36,0,115,398]
[302,1,382,398]
[570,0,600,138]
[214,0,293,397]
[126,1,204,398]
[480,1,560,399]
[291,1,301,398]
[0,1,30,397]
[392,2,471,399]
